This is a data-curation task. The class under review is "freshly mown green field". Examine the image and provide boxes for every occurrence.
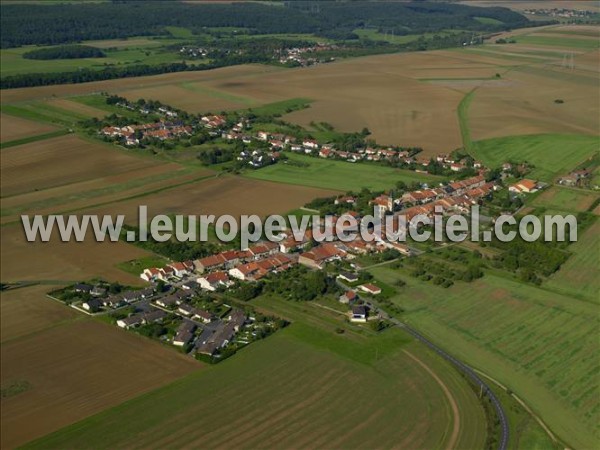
[23,324,488,449]
[470,134,600,182]
[247,152,443,191]
[515,35,600,50]
[546,217,600,302]
[370,266,599,449]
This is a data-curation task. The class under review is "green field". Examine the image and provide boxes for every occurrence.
[529,186,600,215]
[1,43,191,78]
[2,102,91,127]
[23,321,488,449]
[370,266,600,449]
[470,134,600,182]
[458,89,476,152]
[546,217,600,302]
[247,152,444,191]
[516,35,600,50]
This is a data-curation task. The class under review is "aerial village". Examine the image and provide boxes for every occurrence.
[56,96,552,361]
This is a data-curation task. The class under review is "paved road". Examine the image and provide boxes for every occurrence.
[337,275,510,449]
[385,314,509,450]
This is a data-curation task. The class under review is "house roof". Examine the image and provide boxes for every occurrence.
[518,179,537,191]
[352,305,367,315]
[360,283,381,294]
[205,271,229,284]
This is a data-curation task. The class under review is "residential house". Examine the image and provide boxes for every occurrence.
[339,290,358,304]
[338,272,359,283]
[82,298,103,312]
[350,305,368,323]
[173,321,197,347]
[155,295,178,308]
[117,314,144,329]
[90,286,107,297]
[228,310,247,331]
[298,243,346,269]
[509,179,538,194]
[358,284,382,295]
[194,254,226,273]
[192,309,215,324]
[198,271,232,291]
[140,267,161,282]
[143,310,167,324]
[74,283,93,293]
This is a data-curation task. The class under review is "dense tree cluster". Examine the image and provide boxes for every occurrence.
[1,2,533,48]
[23,44,105,60]
[263,266,339,301]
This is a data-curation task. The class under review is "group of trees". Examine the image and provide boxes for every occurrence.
[120,224,221,262]
[263,266,339,301]
[489,238,569,284]
[23,44,105,60]
[402,250,484,288]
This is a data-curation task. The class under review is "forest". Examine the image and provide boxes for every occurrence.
[1,1,535,48]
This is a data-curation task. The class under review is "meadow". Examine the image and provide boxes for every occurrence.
[546,217,600,302]
[246,152,443,192]
[469,134,599,181]
[370,266,600,449]
[0,39,191,78]
[530,186,600,214]
[21,325,488,450]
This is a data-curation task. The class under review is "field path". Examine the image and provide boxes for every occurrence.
[402,349,461,450]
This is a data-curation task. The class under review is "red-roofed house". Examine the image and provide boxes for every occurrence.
[198,271,233,291]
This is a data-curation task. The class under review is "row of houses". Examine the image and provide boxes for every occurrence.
[101,120,192,146]
[81,287,155,313]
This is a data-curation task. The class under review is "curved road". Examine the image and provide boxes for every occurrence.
[388,316,509,450]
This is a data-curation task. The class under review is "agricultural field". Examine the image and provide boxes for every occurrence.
[0,134,164,197]
[469,134,599,182]
[86,175,339,224]
[21,327,488,450]
[530,186,600,214]
[0,64,284,105]
[0,285,78,343]
[370,266,600,449]
[0,113,58,143]
[546,217,600,302]
[0,223,155,285]
[246,152,443,191]
[1,318,200,449]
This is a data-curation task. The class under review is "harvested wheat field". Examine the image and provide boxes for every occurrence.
[467,65,600,141]
[0,113,58,143]
[0,285,79,343]
[1,134,161,197]
[0,166,208,225]
[0,64,284,104]
[120,85,251,113]
[1,319,200,449]
[0,224,153,285]
[87,175,338,223]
